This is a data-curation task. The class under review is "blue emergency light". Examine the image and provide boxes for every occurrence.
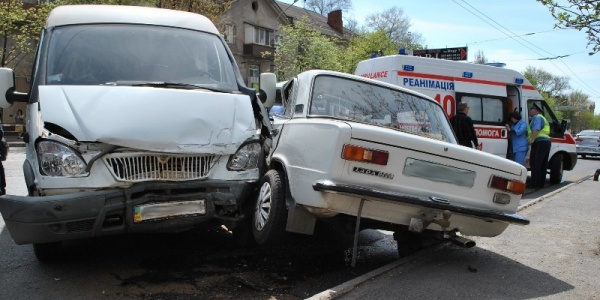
[403,65,414,71]
[463,72,473,78]
[515,78,524,84]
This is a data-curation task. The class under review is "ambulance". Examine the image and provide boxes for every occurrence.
[355,55,577,184]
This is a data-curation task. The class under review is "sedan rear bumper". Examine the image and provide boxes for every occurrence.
[313,180,529,226]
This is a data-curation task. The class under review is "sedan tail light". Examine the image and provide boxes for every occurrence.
[342,144,389,165]
[488,175,526,195]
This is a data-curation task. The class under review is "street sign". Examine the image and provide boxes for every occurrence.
[412,47,468,61]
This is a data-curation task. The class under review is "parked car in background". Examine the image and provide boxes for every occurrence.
[250,70,529,258]
[575,130,600,158]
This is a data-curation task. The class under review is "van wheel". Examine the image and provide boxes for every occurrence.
[549,154,564,184]
[33,242,62,262]
[581,154,586,159]
[252,169,287,245]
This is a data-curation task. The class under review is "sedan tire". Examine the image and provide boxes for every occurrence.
[252,169,288,245]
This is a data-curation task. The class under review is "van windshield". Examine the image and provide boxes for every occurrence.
[45,24,239,92]
[309,75,455,143]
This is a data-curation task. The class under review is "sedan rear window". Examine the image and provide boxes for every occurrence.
[309,75,455,143]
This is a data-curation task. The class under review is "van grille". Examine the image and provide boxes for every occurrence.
[103,153,215,182]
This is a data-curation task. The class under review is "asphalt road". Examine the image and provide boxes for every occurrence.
[318,176,600,300]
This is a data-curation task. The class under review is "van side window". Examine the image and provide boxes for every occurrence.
[460,95,505,124]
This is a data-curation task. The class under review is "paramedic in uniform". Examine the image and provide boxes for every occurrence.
[450,102,479,149]
[528,103,551,189]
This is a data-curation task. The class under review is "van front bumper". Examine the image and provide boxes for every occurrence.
[0,180,255,245]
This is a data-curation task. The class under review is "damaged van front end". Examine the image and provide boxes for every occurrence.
[0,5,275,260]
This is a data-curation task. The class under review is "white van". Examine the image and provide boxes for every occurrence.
[355,55,577,184]
[0,5,275,261]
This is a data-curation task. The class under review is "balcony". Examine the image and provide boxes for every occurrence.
[243,43,275,59]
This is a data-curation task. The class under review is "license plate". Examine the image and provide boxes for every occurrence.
[134,200,206,223]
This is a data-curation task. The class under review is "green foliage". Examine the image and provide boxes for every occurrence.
[537,0,600,54]
[274,17,343,81]
[1,1,53,70]
[339,30,396,74]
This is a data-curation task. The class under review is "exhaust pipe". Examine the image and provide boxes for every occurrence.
[448,235,476,248]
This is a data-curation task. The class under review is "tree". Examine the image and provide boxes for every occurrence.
[537,0,600,55]
[274,17,343,80]
[474,50,488,64]
[304,0,352,16]
[364,6,424,48]
[1,1,53,70]
[339,30,396,74]
[523,66,570,98]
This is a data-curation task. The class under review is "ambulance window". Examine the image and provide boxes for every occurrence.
[482,98,503,122]
[462,96,481,121]
[460,95,504,124]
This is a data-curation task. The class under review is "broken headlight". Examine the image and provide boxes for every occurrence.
[37,140,88,177]
[227,141,262,171]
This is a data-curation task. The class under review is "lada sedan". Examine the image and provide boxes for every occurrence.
[249,70,529,257]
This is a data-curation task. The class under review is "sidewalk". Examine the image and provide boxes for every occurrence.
[309,176,600,299]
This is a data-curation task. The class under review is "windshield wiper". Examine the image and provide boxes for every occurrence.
[104,81,227,93]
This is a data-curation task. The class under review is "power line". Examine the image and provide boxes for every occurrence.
[465,29,561,46]
[453,0,600,97]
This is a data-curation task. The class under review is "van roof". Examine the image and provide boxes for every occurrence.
[45,5,218,34]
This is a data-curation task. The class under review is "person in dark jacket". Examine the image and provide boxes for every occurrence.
[450,102,479,149]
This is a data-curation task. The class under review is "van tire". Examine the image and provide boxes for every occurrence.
[252,169,287,245]
[549,154,563,184]
[33,242,62,262]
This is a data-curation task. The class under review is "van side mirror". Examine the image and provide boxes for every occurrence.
[259,73,277,109]
[0,68,15,108]
[0,68,27,107]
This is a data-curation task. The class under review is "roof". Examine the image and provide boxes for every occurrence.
[45,5,218,34]
[274,1,351,40]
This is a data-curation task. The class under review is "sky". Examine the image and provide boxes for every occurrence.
[278,0,600,114]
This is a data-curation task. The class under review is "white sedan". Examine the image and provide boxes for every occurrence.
[249,70,529,257]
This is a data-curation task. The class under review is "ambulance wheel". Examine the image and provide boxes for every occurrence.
[252,169,288,245]
[33,242,62,262]
[549,154,563,184]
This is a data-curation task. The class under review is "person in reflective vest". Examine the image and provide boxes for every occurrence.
[527,103,551,189]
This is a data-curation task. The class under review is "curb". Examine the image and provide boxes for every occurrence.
[517,174,592,212]
[306,243,448,300]
[306,175,592,300]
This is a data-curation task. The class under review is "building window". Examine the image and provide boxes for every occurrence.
[248,65,260,90]
[244,24,274,46]
[223,24,235,44]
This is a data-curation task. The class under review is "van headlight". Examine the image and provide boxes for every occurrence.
[227,142,262,171]
[37,141,88,177]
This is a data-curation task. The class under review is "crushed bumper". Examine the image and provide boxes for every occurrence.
[0,180,254,245]
[313,180,529,226]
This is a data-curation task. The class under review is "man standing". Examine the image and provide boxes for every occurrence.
[450,102,479,149]
[528,103,551,189]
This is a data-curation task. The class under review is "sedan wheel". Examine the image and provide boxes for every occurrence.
[252,169,287,245]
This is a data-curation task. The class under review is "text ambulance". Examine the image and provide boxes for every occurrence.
[355,55,577,184]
